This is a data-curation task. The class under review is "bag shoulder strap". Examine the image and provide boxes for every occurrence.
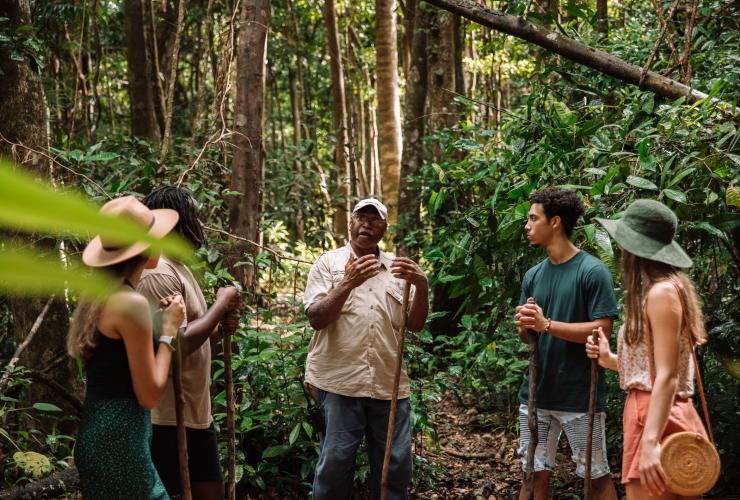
[643,287,715,445]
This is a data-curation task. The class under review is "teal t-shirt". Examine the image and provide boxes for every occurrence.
[517,251,618,412]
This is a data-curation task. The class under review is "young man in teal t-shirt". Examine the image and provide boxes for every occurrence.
[515,188,618,500]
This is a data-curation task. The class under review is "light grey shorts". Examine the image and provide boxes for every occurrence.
[518,404,610,479]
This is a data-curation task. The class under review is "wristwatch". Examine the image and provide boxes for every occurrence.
[159,335,177,351]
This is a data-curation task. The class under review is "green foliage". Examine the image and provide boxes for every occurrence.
[0,159,194,297]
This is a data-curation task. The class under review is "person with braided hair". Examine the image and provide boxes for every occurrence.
[138,185,241,500]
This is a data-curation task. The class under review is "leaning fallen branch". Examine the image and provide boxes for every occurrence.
[0,296,54,396]
[422,0,734,114]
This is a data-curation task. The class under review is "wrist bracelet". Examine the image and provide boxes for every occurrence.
[543,317,552,334]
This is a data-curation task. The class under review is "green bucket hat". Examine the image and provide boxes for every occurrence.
[595,199,692,268]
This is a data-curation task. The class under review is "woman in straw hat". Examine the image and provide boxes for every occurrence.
[69,196,186,499]
[585,199,709,499]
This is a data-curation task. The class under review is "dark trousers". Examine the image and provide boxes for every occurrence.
[313,390,412,500]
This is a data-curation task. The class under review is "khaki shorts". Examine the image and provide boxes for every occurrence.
[518,404,611,479]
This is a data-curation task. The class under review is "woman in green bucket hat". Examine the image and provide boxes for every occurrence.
[585,199,711,499]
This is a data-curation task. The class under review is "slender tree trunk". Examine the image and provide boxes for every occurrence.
[401,0,417,81]
[428,9,458,141]
[124,0,160,141]
[397,6,429,256]
[159,0,186,162]
[229,0,269,292]
[423,0,711,103]
[324,0,351,239]
[190,0,215,151]
[596,0,608,37]
[288,69,306,241]
[0,0,82,431]
[375,0,403,226]
[286,0,305,241]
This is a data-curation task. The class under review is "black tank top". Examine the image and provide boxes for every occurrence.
[85,280,156,401]
[85,332,137,400]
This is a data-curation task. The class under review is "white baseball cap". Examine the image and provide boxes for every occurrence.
[352,198,388,220]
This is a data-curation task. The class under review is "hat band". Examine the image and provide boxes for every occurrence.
[101,216,156,251]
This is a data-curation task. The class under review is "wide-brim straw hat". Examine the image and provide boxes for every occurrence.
[595,199,692,268]
[82,196,179,267]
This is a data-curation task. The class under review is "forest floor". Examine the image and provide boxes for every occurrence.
[410,390,617,500]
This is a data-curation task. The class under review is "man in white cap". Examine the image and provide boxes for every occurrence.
[303,198,429,499]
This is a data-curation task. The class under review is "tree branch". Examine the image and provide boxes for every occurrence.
[0,296,54,396]
[640,0,680,88]
[681,0,700,85]
[421,0,732,111]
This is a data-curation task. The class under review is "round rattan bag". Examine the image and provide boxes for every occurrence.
[661,431,720,496]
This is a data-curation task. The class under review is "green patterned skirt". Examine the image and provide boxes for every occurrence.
[75,398,169,500]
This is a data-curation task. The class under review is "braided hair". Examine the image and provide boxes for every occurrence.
[143,185,205,248]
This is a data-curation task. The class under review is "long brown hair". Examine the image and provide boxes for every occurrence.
[621,251,706,347]
[68,255,149,359]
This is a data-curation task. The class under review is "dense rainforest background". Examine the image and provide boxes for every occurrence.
[0,0,738,497]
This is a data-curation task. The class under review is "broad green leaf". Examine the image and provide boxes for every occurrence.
[663,189,687,204]
[289,422,301,446]
[727,186,740,207]
[667,167,697,187]
[0,247,116,297]
[584,168,607,177]
[553,101,576,127]
[302,421,313,439]
[262,444,290,459]
[626,175,658,190]
[693,222,728,243]
[32,403,62,412]
[0,161,192,262]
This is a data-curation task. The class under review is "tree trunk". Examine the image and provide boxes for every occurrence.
[428,8,458,135]
[288,69,306,241]
[0,0,82,432]
[324,0,351,239]
[422,0,709,103]
[426,4,465,344]
[596,0,608,37]
[229,0,269,292]
[159,0,186,163]
[375,0,403,226]
[123,0,160,141]
[286,0,305,241]
[396,6,428,256]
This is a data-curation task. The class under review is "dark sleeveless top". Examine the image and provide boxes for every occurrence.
[85,332,137,400]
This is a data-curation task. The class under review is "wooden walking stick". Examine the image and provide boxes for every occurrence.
[173,335,193,500]
[524,297,539,500]
[584,328,599,500]
[380,281,412,500]
[223,321,238,500]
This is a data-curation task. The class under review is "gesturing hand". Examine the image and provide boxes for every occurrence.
[390,257,427,289]
[342,254,382,288]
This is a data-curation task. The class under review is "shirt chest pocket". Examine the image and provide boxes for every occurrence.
[385,281,406,330]
[331,270,354,312]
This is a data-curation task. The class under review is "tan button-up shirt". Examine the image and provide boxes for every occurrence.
[304,244,414,400]
[138,257,213,429]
